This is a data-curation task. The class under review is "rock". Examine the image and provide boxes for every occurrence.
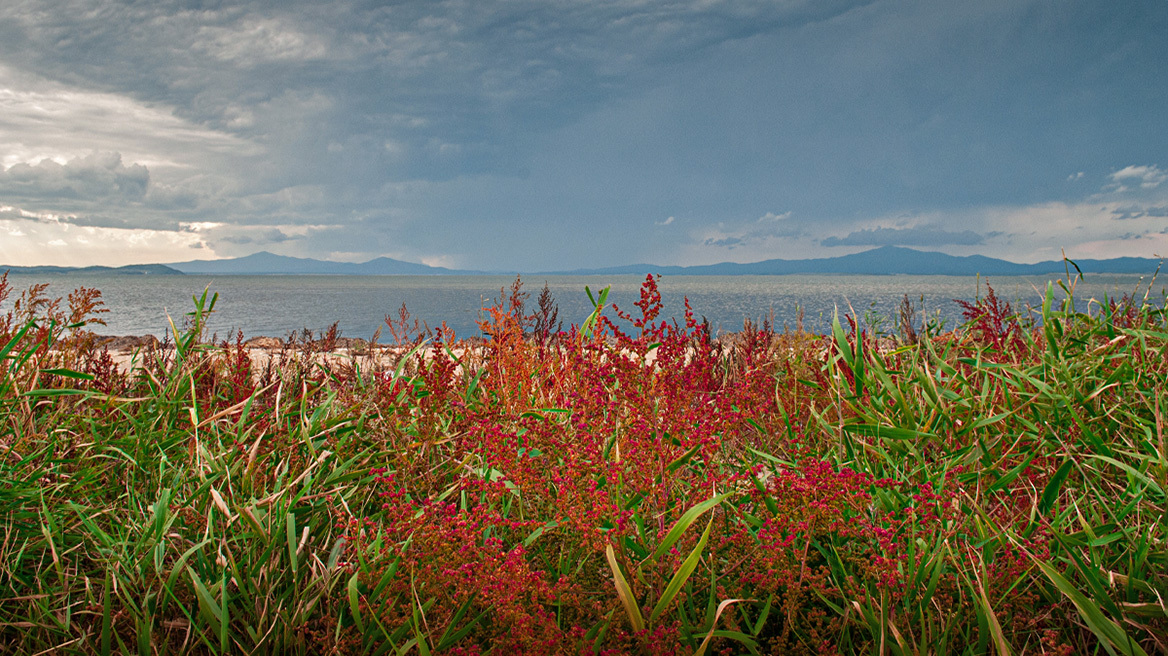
[244,336,284,350]
[99,335,160,353]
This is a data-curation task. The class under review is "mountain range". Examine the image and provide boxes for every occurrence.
[555,246,1161,276]
[166,251,476,275]
[3,247,1161,277]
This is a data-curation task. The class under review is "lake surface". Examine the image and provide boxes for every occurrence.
[2,272,1163,340]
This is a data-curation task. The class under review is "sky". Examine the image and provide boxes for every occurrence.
[1,0,1166,271]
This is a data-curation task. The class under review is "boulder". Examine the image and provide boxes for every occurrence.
[244,336,284,350]
[99,335,160,353]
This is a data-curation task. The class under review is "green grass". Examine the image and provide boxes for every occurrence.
[1,273,1166,654]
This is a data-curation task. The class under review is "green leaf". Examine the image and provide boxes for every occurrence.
[581,285,611,339]
[188,568,223,631]
[436,596,488,650]
[101,569,112,656]
[650,515,714,624]
[987,451,1037,494]
[1042,282,1061,359]
[665,444,702,474]
[652,493,729,562]
[523,519,560,547]
[843,423,939,441]
[0,320,35,365]
[751,595,774,637]
[1087,454,1164,498]
[691,601,756,656]
[348,572,365,633]
[605,544,645,632]
[286,512,299,576]
[971,576,1013,656]
[40,367,95,380]
[1039,459,1074,514]
[1034,561,1149,656]
[23,388,90,397]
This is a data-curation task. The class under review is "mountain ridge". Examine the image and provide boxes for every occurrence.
[546,246,1161,276]
[166,251,480,275]
[5,247,1161,277]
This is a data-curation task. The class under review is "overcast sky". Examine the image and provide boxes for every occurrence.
[1,0,1166,270]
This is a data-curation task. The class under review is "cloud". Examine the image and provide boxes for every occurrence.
[703,236,744,247]
[195,17,333,65]
[214,228,297,246]
[952,199,1168,261]
[0,1,867,186]
[1117,232,1149,241]
[144,183,203,210]
[0,204,77,223]
[1108,165,1167,191]
[683,196,1168,267]
[0,151,237,232]
[701,211,803,249]
[0,214,206,266]
[0,152,148,202]
[2,2,1166,270]
[1112,205,1168,220]
[0,65,256,170]
[820,225,986,247]
[0,64,263,233]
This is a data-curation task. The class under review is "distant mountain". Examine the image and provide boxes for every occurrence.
[167,251,479,275]
[1,263,182,276]
[554,246,1162,276]
[7,247,1159,278]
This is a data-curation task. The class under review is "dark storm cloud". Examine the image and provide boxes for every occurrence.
[0,0,872,184]
[2,0,1167,267]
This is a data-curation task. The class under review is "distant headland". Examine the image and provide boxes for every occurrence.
[0,263,183,276]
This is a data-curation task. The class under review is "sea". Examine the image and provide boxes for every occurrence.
[1,272,1164,340]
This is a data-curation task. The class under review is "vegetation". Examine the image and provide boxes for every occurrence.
[1,269,1166,655]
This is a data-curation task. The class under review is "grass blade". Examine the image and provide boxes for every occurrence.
[606,544,645,632]
[1034,561,1149,656]
[650,514,714,624]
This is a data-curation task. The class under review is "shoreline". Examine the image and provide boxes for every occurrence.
[83,328,834,376]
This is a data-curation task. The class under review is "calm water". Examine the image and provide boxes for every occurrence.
[2,273,1163,339]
